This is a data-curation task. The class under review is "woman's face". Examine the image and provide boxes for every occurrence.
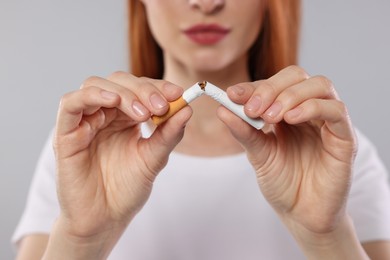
[141,0,265,74]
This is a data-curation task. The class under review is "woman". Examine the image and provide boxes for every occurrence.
[13,0,390,259]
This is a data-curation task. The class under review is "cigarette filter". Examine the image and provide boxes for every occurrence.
[152,81,264,130]
[151,82,204,125]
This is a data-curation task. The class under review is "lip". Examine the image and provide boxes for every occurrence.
[183,24,231,45]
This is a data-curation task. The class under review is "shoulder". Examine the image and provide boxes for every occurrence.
[348,128,390,243]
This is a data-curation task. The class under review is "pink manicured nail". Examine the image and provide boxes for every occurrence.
[150,94,167,110]
[246,96,262,112]
[229,85,245,96]
[132,101,149,117]
[265,102,282,118]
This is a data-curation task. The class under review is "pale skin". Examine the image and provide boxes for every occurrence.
[17,0,390,259]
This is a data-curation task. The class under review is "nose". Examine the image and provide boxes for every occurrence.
[189,0,225,14]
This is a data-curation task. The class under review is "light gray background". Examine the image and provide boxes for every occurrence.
[1,1,389,259]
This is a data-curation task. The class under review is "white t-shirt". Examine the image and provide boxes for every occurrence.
[12,128,390,259]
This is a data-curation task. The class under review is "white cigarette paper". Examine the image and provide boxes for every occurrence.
[152,81,264,130]
[203,82,264,130]
[182,82,205,103]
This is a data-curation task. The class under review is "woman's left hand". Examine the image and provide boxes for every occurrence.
[218,66,358,247]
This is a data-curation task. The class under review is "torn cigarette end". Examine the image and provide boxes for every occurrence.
[151,96,188,126]
[198,81,207,91]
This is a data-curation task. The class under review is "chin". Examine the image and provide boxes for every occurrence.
[186,53,234,72]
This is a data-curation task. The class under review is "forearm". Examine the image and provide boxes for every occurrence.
[287,214,369,260]
[42,217,126,260]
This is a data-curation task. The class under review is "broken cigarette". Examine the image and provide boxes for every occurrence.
[203,82,264,130]
[152,81,264,130]
[151,82,204,125]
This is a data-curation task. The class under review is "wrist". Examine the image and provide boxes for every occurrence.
[42,215,127,260]
[285,214,369,260]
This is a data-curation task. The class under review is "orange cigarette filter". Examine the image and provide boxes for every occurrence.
[151,82,205,126]
[151,97,188,126]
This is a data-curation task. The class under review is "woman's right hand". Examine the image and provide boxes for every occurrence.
[45,72,191,259]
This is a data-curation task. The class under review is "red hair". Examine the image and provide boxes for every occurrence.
[128,0,301,80]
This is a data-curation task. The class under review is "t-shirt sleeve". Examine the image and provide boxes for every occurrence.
[347,129,390,243]
[11,131,60,248]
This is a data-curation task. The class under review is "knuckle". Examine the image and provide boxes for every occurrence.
[138,77,158,89]
[80,85,96,96]
[314,75,333,89]
[138,76,150,82]
[82,76,102,89]
[108,70,128,80]
[258,80,278,98]
[280,88,299,105]
[137,78,159,93]
[58,92,74,110]
[286,65,309,80]
[335,100,348,116]
[314,75,336,97]
[237,82,255,93]
[136,77,153,88]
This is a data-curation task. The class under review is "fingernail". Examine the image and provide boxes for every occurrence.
[132,101,149,117]
[150,93,167,110]
[265,102,282,118]
[246,96,262,112]
[229,85,245,96]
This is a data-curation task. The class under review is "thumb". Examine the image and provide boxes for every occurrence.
[141,106,192,173]
[217,106,270,166]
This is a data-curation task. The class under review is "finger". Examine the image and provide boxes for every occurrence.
[242,65,309,118]
[143,77,184,101]
[140,106,193,173]
[226,82,255,104]
[284,99,355,141]
[107,72,184,116]
[81,107,118,133]
[56,87,120,135]
[217,106,269,157]
[262,75,337,124]
[82,76,151,121]
[108,72,183,100]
